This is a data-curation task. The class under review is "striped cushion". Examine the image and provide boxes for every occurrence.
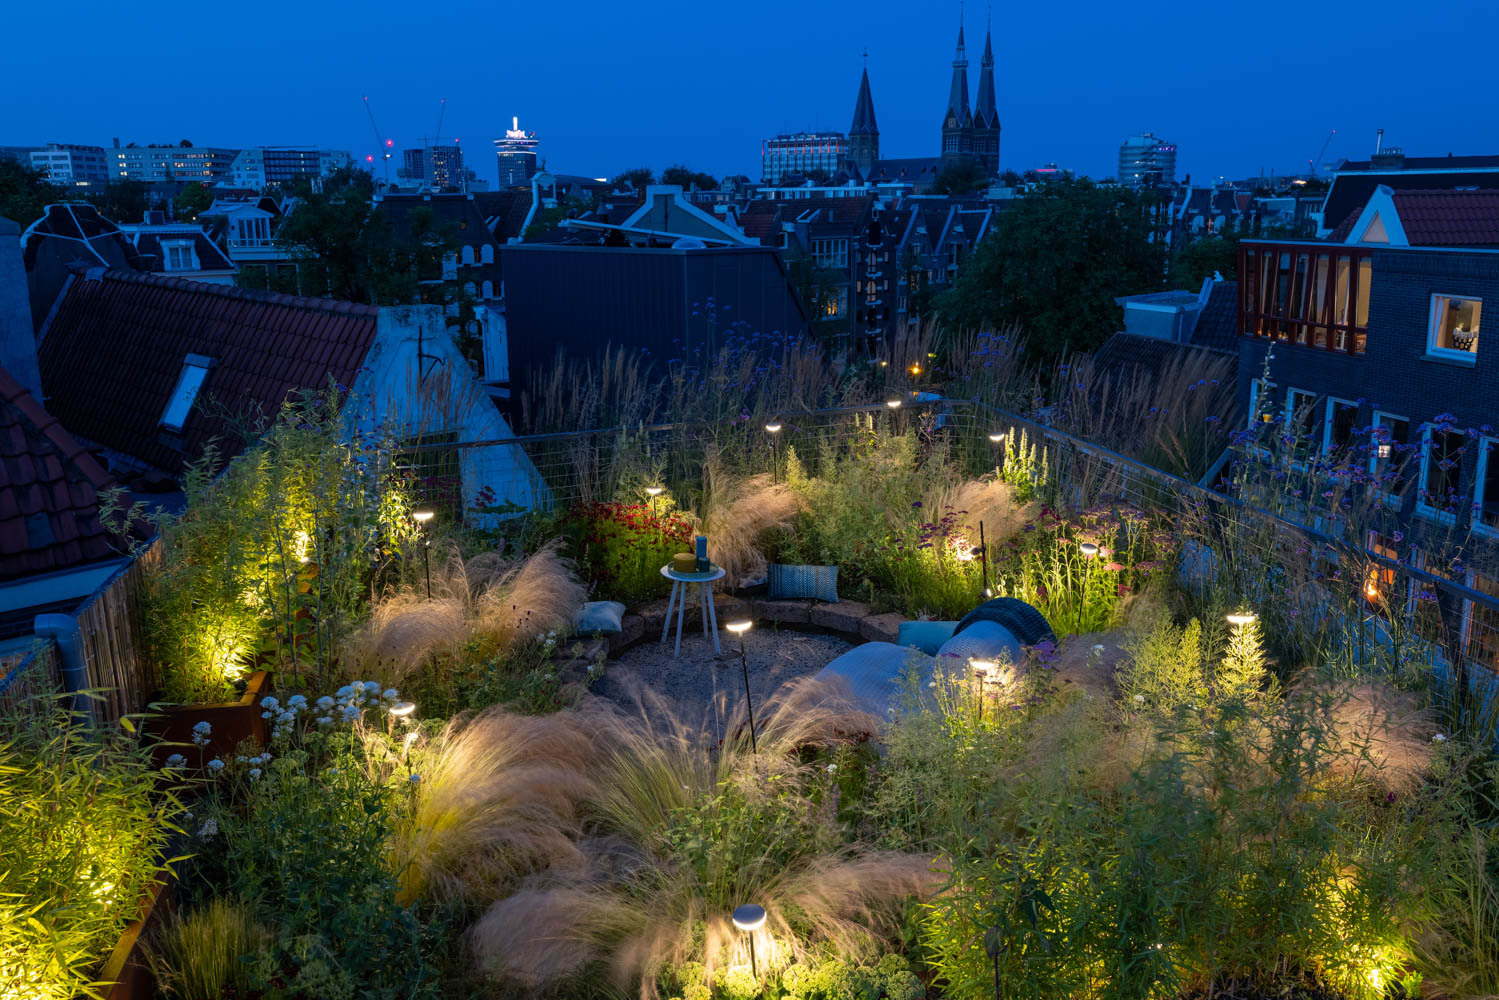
[954,598,1056,646]
[768,563,839,603]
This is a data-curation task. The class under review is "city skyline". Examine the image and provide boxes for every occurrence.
[3,0,1496,187]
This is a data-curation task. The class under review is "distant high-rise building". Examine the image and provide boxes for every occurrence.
[230,147,351,190]
[110,145,239,183]
[27,144,110,187]
[848,65,879,177]
[1117,133,1177,189]
[761,132,848,184]
[494,117,538,188]
[399,144,465,190]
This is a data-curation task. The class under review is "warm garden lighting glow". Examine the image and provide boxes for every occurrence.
[726,620,753,635]
[412,508,436,524]
[645,486,664,496]
[1226,611,1257,626]
[878,359,888,367]
[1079,542,1099,558]
[886,399,901,409]
[1377,442,1392,459]
[910,364,921,375]
[989,432,1005,443]
[953,538,975,561]
[970,659,999,679]
[764,422,781,434]
[292,528,313,563]
[732,903,768,978]
[389,700,417,718]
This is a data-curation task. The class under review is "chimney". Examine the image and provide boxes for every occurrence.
[1375,128,1384,154]
[0,218,43,401]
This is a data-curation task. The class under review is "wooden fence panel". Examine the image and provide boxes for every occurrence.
[73,540,161,725]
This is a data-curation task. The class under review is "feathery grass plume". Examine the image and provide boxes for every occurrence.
[346,591,469,686]
[926,475,1036,547]
[1288,679,1437,795]
[697,456,801,587]
[471,678,929,997]
[1410,825,1499,998]
[387,707,598,905]
[145,897,268,1000]
[473,539,586,647]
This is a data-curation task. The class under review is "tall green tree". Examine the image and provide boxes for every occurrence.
[936,176,1167,357]
[274,167,453,305]
[661,164,716,191]
[173,181,214,221]
[1169,233,1239,291]
[613,167,654,192]
[0,159,60,226]
[86,181,150,224]
[931,158,990,195]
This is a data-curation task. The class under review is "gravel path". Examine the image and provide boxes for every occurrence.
[591,626,853,735]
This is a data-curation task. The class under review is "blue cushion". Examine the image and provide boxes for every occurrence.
[896,620,959,654]
[574,600,626,634]
[768,564,839,602]
[816,642,935,720]
[954,598,1056,646]
[935,619,1023,668]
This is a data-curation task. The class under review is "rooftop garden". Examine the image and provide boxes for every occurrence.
[4,327,1498,1000]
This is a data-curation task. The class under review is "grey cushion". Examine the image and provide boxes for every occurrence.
[954,598,1055,647]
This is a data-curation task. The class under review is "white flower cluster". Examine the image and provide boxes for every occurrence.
[197,818,218,839]
[328,680,400,725]
[191,720,212,747]
[1433,732,1448,744]
[164,753,186,769]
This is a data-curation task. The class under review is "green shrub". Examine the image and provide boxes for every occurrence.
[127,388,418,702]
[0,701,183,1000]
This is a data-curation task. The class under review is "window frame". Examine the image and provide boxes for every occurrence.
[162,239,197,272]
[1416,423,1465,524]
[1473,434,1499,538]
[160,354,214,432]
[1426,292,1482,363]
[1368,410,1411,498]
[1321,396,1359,455]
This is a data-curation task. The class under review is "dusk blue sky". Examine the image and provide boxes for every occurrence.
[4,0,1495,186]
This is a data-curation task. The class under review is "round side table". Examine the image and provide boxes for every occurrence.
[660,565,726,657]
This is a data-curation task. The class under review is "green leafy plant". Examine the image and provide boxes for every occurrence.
[561,499,694,602]
[0,699,184,1000]
[145,896,267,1000]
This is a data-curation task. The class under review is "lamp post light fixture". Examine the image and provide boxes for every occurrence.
[387,699,416,735]
[765,422,782,484]
[983,925,1004,1000]
[885,399,901,408]
[732,903,768,979]
[988,431,1005,443]
[1079,542,1099,559]
[725,620,758,753]
[412,508,436,599]
[645,486,664,535]
[1226,610,1257,626]
[979,520,991,598]
[970,659,998,721]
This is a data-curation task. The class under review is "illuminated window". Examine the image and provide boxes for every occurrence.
[1285,387,1318,449]
[161,354,213,432]
[1428,294,1481,360]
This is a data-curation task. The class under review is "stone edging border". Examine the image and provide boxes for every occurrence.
[554,595,901,687]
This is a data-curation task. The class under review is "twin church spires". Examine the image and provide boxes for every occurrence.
[944,10,1001,170]
[846,13,1001,180]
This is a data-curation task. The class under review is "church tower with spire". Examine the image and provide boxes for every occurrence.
[971,18,1001,173]
[940,12,974,163]
[848,55,879,178]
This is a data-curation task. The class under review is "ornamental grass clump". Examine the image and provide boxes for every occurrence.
[145,897,267,1000]
[469,679,937,997]
[697,457,801,588]
[386,706,598,906]
[0,700,183,1000]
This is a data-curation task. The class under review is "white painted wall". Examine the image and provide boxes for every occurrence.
[346,306,548,516]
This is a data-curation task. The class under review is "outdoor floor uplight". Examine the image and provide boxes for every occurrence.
[1226,611,1258,626]
[971,659,999,720]
[765,423,782,483]
[413,508,436,599]
[1079,542,1099,558]
[389,700,417,718]
[726,621,758,752]
[732,903,768,978]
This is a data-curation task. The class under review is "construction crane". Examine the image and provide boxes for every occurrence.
[432,98,447,147]
[1308,128,1336,177]
[362,95,394,184]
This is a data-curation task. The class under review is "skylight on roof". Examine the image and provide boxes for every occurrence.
[161,354,213,433]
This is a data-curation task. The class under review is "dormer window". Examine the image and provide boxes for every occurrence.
[161,354,214,432]
[162,239,197,271]
[1428,294,1481,362]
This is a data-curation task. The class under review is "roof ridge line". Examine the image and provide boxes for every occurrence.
[85,267,382,317]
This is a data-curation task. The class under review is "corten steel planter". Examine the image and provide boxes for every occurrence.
[147,670,271,771]
[100,870,176,1000]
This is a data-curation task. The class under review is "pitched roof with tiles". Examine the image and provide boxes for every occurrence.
[127,228,237,273]
[37,268,380,476]
[1189,280,1240,352]
[1390,189,1499,247]
[0,365,129,583]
